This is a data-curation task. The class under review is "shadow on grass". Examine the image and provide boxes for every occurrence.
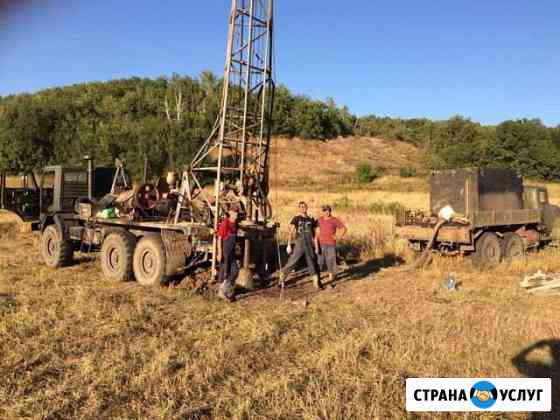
[334,253,405,284]
[512,339,560,419]
[168,242,404,301]
[235,252,404,302]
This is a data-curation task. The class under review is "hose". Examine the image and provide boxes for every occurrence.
[411,219,447,269]
[394,218,447,271]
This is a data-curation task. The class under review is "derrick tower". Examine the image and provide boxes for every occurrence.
[176,0,276,278]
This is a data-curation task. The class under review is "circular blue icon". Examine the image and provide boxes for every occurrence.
[470,381,498,409]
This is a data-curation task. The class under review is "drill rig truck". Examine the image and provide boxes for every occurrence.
[37,0,278,287]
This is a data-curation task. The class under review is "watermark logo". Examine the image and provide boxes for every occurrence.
[406,378,551,412]
[469,381,498,409]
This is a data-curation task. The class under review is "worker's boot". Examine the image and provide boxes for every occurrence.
[313,274,324,290]
[236,267,254,290]
[218,281,235,303]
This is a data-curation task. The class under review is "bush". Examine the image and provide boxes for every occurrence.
[356,162,374,183]
[355,162,385,183]
[399,166,417,178]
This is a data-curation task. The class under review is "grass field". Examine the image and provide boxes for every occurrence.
[1,137,560,418]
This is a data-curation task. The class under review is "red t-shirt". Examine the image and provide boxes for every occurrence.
[318,216,345,246]
[217,218,237,241]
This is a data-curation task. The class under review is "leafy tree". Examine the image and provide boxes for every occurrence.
[1,73,559,182]
[270,85,296,137]
[491,119,560,179]
[0,95,58,171]
[428,116,482,169]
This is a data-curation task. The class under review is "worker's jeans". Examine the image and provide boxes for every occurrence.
[281,237,320,278]
[219,235,238,296]
[319,244,337,275]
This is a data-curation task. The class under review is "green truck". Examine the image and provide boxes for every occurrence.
[395,168,560,268]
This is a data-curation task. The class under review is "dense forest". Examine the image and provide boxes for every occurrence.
[0,73,559,180]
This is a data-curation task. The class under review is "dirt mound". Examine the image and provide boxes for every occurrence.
[0,211,21,236]
[270,136,424,188]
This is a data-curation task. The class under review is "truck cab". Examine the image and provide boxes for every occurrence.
[523,186,549,210]
[39,165,115,218]
[523,186,560,240]
[1,165,115,228]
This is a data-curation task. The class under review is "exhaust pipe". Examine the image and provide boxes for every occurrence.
[84,155,93,201]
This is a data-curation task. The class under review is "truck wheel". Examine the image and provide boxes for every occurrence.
[133,235,167,286]
[100,230,136,282]
[473,232,501,270]
[41,224,73,268]
[501,233,525,262]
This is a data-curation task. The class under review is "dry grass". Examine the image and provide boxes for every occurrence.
[2,138,560,418]
[1,208,408,418]
[269,136,426,190]
[2,215,560,418]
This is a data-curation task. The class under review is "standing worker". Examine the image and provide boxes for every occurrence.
[279,201,323,290]
[317,205,347,283]
[217,209,239,302]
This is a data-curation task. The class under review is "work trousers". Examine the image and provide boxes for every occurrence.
[219,235,239,294]
[281,237,320,277]
[319,244,338,275]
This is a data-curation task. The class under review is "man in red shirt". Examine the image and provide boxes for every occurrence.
[216,209,239,302]
[316,205,347,283]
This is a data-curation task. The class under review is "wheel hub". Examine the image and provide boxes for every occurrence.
[108,247,120,271]
[486,246,496,258]
[47,237,55,256]
[141,251,155,274]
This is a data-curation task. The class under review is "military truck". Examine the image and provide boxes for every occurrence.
[1,164,115,227]
[30,158,276,288]
[395,168,560,268]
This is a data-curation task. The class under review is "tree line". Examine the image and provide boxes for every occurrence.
[0,72,559,180]
[357,115,560,180]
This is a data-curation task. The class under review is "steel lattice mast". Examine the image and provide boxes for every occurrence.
[175,0,275,276]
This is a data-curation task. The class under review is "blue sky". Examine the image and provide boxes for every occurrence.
[0,0,558,125]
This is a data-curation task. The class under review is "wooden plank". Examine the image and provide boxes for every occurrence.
[520,271,560,294]
[527,280,560,293]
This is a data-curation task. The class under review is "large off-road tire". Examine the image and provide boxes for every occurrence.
[100,230,136,282]
[133,235,167,286]
[41,224,73,268]
[501,232,525,263]
[472,232,501,270]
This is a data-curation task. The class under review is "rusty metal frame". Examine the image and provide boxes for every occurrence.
[175,0,275,276]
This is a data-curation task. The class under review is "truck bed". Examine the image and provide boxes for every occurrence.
[396,208,542,245]
[396,224,471,244]
[471,209,541,228]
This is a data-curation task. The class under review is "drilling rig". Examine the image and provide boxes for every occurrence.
[37,0,278,288]
[176,0,277,285]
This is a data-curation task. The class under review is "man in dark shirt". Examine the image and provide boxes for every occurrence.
[279,201,323,290]
[217,209,239,302]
